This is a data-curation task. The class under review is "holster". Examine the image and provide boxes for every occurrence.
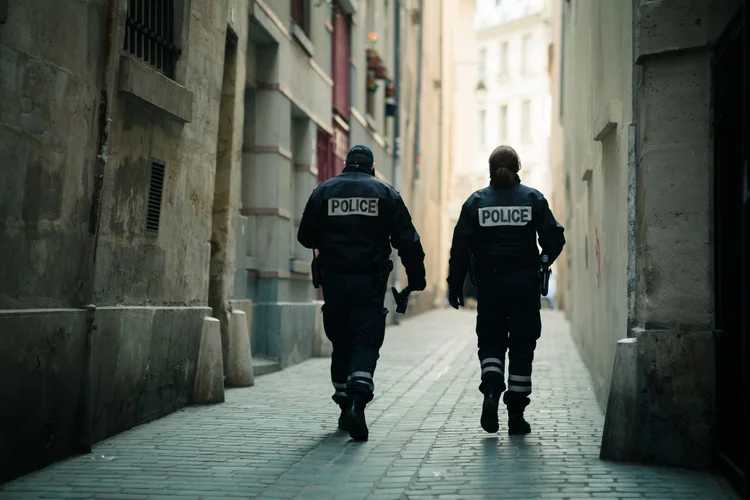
[375,259,394,295]
[311,251,322,289]
[539,265,551,296]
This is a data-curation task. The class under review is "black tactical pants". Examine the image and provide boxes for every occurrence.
[321,272,388,406]
[475,268,542,412]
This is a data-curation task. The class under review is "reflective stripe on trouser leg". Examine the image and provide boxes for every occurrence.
[506,374,532,394]
[480,357,505,377]
[347,371,374,393]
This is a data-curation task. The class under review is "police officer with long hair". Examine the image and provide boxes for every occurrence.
[447,145,565,435]
[298,145,426,441]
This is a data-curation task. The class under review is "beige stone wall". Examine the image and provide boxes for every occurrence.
[547,0,566,311]
[560,0,634,407]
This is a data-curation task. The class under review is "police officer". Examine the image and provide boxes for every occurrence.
[446,145,565,435]
[297,145,427,441]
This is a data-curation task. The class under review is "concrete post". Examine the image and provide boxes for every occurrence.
[193,317,225,404]
[227,310,254,387]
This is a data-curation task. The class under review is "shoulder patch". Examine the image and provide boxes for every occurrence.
[478,206,532,227]
[328,197,379,217]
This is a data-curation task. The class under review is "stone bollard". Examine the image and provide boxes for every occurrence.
[227,310,254,387]
[600,337,637,461]
[193,317,225,404]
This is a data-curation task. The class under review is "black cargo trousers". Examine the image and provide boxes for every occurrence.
[475,268,542,412]
[321,270,389,408]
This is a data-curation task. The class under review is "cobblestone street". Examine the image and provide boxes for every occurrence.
[0,309,738,500]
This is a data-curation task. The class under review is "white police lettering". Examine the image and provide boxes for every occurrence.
[478,206,532,227]
[328,197,379,217]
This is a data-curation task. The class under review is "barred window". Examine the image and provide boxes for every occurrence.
[123,0,181,79]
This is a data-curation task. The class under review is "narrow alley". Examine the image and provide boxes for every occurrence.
[0,310,736,500]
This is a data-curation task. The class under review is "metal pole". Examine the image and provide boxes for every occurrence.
[413,0,424,182]
[391,0,402,324]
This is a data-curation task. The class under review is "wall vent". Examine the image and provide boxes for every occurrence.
[146,161,165,235]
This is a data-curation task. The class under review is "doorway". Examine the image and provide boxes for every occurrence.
[711,10,747,497]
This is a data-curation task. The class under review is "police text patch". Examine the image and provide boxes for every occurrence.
[328,197,379,217]
[479,206,532,227]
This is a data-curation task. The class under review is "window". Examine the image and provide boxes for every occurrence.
[521,34,532,74]
[478,47,487,81]
[499,41,508,76]
[521,100,531,143]
[291,0,310,35]
[499,105,508,142]
[479,109,486,145]
[146,161,166,235]
[123,0,181,79]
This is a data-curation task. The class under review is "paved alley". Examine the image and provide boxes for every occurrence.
[0,309,738,500]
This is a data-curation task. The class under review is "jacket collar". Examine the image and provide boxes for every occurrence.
[342,164,374,176]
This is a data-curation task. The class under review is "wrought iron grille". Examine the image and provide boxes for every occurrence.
[123,0,181,78]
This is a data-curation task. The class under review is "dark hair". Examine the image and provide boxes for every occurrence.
[488,145,521,188]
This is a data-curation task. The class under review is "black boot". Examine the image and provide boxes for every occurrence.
[346,398,369,441]
[508,410,531,435]
[337,405,349,431]
[480,390,501,433]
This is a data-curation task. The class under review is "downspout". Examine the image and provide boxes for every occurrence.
[78,0,117,453]
[413,0,424,183]
[391,0,402,324]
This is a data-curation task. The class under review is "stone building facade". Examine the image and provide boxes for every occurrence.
[558,0,748,491]
[0,0,456,483]
[0,0,250,483]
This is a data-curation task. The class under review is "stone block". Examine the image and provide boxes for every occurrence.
[193,317,225,404]
[635,0,709,62]
[600,338,638,462]
[227,310,254,387]
[635,329,715,469]
[90,306,208,443]
[0,308,88,484]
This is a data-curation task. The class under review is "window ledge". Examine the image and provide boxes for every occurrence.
[290,259,311,275]
[117,54,194,123]
[290,22,315,58]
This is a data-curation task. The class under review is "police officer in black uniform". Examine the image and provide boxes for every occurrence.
[297,145,427,441]
[447,145,565,435]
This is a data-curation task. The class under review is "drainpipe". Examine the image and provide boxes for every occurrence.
[391,0,402,324]
[78,0,117,453]
[413,0,424,183]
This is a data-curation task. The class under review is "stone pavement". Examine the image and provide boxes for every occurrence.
[0,309,738,500]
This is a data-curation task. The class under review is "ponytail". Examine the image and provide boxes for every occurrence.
[488,145,522,189]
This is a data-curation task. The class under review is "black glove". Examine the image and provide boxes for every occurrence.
[409,276,426,292]
[448,289,464,309]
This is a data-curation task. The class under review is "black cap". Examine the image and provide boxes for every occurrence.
[346,145,374,168]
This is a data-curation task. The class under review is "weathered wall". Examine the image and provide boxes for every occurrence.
[547,0,567,312]
[560,0,633,408]
[239,0,329,366]
[563,0,743,469]
[0,0,249,483]
[0,0,103,309]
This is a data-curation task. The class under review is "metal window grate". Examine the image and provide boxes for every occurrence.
[123,0,181,78]
[146,161,165,235]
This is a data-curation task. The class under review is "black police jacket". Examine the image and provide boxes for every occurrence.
[447,183,565,291]
[297,165,426,287]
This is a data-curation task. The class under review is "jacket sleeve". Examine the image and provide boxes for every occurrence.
[534,197,566,265]
[387,194,426,287]
[296,190,320,249]
[447,203,475,292]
